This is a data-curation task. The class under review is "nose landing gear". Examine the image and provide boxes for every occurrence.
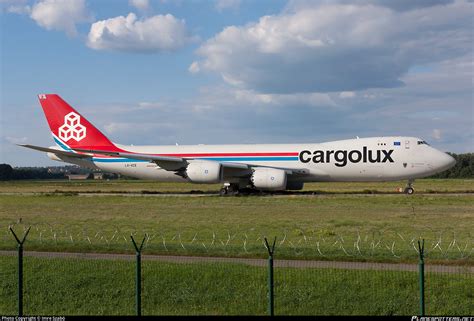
[404,180,415,195]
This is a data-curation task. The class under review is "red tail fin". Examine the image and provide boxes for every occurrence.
[38,94,118,151]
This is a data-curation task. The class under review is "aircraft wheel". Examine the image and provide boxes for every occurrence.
[226,184,241,196]
[219,188,228,196]
[404,187,414,195]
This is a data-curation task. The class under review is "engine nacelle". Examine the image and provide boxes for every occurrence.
[251,168,287,191]
[286,181,304,190]
[186,160,223,184]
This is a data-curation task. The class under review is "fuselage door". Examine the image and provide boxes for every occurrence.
[405,140,410,149]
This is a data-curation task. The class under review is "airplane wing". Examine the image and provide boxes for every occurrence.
[18,144,92,159]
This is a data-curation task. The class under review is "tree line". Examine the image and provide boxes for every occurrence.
[0,164,107,180]
[0,153,472,180]
[0,164,69,180]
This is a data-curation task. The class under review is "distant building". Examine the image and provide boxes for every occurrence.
[67,174,91,180]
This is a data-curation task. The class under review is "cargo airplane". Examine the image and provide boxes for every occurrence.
[19,94,456,195]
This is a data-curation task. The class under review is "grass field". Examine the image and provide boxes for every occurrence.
[0,179,472,264]
[0,179,472,316]
[0,255,472,315]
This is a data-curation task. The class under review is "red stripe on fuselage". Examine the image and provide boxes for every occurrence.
[159,152,298,157]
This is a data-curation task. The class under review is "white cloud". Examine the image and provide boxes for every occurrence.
[193,1,473,94]
[0,0,26,3]
[432,129,442,140]
[137,102,167,110]
[363,93,376,99]
[4,136,28,144]
[87,13,195,52]
[188,61,200,73]
[7,5,30,14]
[339,91,355,99]
[231,89,336,108]
[103,121,176,135]
[285,0,455,12]
[215,0,241,12]
[1,0,27,12]
[29,0,91,37]
[104,122,133,134]
[129,0,150,11]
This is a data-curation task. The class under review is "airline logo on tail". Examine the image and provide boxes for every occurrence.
[58,112,86,142]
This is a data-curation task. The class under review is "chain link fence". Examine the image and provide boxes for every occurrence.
[1,245,472,315]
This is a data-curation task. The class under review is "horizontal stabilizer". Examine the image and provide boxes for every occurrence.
[18,144,92,159]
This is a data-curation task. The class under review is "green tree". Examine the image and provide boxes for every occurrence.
[0,164,14,180]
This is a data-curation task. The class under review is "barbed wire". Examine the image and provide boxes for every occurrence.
[2,222,473,261]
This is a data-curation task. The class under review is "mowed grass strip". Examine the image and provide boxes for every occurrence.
[0,179,472,194]
[0,255,472,315]
[0,193,472,263]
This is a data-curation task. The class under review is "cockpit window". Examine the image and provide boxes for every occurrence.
[417,140,430,145]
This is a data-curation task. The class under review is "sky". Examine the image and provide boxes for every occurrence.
[0,0,473,166]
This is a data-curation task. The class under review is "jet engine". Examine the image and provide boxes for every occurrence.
[186,160,223,183]
[286,181,304,190]
[250,168,287,190]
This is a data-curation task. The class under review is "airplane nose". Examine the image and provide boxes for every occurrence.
[438,152,456,171]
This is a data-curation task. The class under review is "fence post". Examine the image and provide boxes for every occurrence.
[418,239,425,316]
[131,235,146,316]
[264,237,277,316]
[9,226,31,317]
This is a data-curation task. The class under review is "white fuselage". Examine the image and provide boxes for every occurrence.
[59,136,455,184]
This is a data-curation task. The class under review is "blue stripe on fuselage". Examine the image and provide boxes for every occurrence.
[93,158,148,163]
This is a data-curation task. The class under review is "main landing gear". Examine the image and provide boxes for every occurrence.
[219,183,240,196]
[404,180,415,195]
[219,183,261,196]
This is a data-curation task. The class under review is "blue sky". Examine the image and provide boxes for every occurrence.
[1,0,472,166]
